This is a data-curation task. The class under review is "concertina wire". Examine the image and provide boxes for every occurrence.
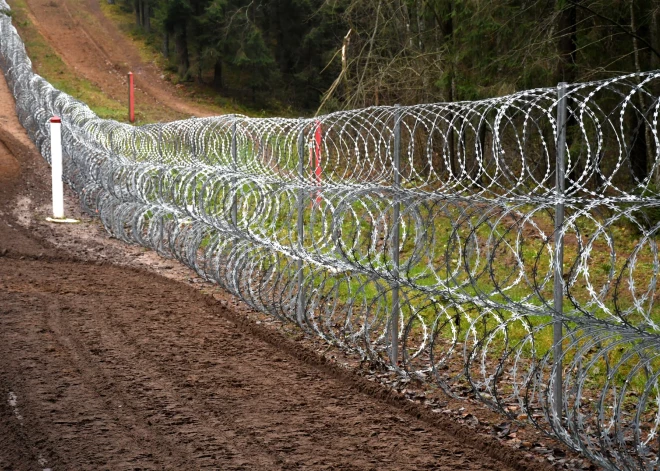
[2,3,660,469]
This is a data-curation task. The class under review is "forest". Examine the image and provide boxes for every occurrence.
[112,0,660,113]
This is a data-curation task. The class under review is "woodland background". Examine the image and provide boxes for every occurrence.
[112,0,660,114]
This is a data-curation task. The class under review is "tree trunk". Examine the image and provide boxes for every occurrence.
[213,58,223,90]
[133,0,140,28]
[445,0,456,177]
[416,0,424,51]
[163,31,169,58]
[652,0,659,71]
[447,77,457,178]
[341,30,351,98]
[556,0,578,83]
[196,54,203,83]
[174,24,189,78]
[556,0,579,187]
[399,0,413,49]
[630,0,652,184]
[275,1,288,73]
[144,0,150,33]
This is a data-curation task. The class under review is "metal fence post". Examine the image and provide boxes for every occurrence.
[554,82,567,420]
[390,105,402,366]
[158,128,163,162]
[231,119,238,226]
[296,119,306,326]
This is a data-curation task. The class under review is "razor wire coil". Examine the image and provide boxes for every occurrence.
[3,4,660,469]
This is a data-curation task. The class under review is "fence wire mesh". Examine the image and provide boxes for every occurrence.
[3,4,660,469]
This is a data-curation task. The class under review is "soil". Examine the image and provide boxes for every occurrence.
[0,258,518,471]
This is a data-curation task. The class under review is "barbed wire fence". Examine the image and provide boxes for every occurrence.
[2,4,660,470]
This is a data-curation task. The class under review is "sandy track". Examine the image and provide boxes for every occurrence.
[18,0,215,119]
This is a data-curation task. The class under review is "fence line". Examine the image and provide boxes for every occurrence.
[2,4,660,469]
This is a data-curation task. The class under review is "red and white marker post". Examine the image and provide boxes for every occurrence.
[50,116,64,219]
[128,72,135,123]
[46,117,77,223]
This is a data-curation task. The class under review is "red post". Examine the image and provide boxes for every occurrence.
[309,120,322,205]
[128,72,135,123]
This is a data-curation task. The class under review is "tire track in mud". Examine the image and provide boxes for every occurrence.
[0,254,537,470]
[45,293,197,469]
[0,375,43,470]
[18,0,216,119]
[0,288,68,471]
[0,267,172,469]
[49,274,284,469]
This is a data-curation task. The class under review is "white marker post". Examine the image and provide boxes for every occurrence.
[50,116,64,218]
[46,116,77,224]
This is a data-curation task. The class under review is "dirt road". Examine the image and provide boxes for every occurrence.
[19,0,215,119]
[2,256,515,470]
